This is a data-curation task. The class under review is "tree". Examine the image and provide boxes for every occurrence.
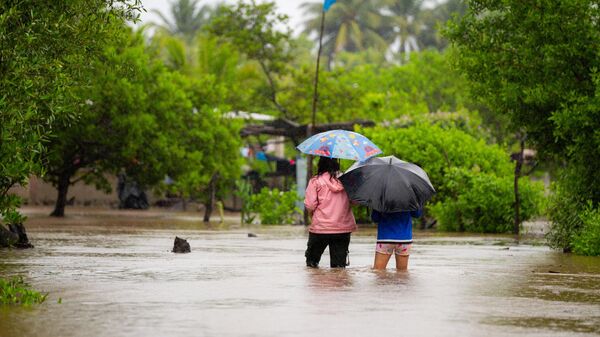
[208,1,295,118]
[445,0,600,252]
[301,0,466,64]
[380,0,426,61]
[154,65,243,222]
[152,0,215,41]
[418,0,467,50]
[0,0,142,225]
[42,23,244,220]
[280,50,474,124]
[302,0,388,65]
[43,26,194,216]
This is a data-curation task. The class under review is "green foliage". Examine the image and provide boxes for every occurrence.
[431,168,543,232]
[546,181,584,252]
[151,0,216,41]
[208,1,293,117]
[445,0,599,156]
[245,187,301,225]
[283,50,474,124]
[167,104,243,204]
[572,205,600,256]
[41,24,243,216]
[546,166,600,254]
[43,26,187,209]
[3,209,26,226]
[302,0,388,57]
[360,122,544,232]
[351,204,372,224]
[209,1,292,74]
[0,195,25,225]
[0,277,47,306]
[301,0,465,62]
[0,0,142,218]
[235,179,255,224]
[446,0,600,252]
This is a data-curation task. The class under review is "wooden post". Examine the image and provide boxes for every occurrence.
[304,9,327,226]
[513,136,525,237]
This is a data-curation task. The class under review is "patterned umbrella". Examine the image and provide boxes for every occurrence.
[296,130,382,161]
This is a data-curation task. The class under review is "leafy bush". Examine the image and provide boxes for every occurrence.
[430,168,543,233]
[1,196,26,225]
[246,187,301,225]
[359,122,544,232]
[547,181,584,252]
[572,206,600,256]
[0,277,47,305]
[548,169,600,256]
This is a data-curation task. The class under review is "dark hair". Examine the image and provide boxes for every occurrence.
[317,157,340,180]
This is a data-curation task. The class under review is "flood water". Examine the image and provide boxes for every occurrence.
[1,210,599,337]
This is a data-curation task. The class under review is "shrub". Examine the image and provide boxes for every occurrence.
[572,206,600,256]
[0,276,47,305]
[547,181,584,252]
[430,168,543,233]
[547,163,600,256]
[246,187,301,225]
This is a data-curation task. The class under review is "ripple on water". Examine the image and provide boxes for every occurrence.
[1,225,600,337]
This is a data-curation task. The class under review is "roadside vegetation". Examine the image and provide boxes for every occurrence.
[0,277,47,306]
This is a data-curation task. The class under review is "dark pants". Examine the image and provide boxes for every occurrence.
[305,232,351,268]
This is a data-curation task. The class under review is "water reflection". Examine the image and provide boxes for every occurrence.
[371,269,411,286]
[306,268,354,290]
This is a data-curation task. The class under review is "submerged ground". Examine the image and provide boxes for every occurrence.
[0,207,599,337]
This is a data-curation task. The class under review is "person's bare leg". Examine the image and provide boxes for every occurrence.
[395,255,409,271]
[373,252,392,270]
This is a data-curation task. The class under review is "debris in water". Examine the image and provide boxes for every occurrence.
[172,237,191,253]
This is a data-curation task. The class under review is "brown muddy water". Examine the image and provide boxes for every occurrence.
[1,209,599,337]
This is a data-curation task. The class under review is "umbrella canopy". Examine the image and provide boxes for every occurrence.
[339,155,435,212]
[296,130,382,161]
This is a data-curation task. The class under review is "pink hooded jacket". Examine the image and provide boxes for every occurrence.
[304,172,357,234]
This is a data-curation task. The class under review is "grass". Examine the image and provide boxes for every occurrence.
[0,276,47,305]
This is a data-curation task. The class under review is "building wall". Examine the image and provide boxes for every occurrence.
[9,175,122,206]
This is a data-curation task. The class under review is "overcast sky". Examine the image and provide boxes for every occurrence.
[137,0,307,33]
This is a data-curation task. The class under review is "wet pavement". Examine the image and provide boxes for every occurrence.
[0,208,599,337]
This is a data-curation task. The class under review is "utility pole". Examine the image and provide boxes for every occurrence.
[304,7,327,226]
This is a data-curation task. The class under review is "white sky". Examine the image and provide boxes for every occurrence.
[137,0,307,33]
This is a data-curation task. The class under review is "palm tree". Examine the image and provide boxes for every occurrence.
[418,0,467,50]
[152,0,214,41]
[301,0,388,66]
[380,0,426,62]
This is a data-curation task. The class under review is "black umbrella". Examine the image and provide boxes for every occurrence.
[339,155,435,213]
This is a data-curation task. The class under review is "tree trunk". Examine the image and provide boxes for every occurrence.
[513,138,525,236]
[203,173,219,223]
[51,172,72,217]
[181,194,187,211]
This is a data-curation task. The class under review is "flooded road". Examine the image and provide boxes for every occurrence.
[1,210,599,337]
